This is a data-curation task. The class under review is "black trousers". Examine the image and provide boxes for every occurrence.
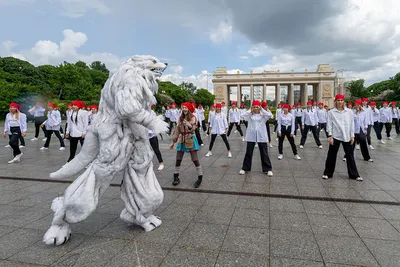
[323,138,360,179]
[266,122,271,143]
[34,117,47,138]
[278,126,297,155]
[295,117,302,136]
[393,118,400,135]
[353,130,371,160]
[241,120,248,128]
[44,130,65,148]
[273,120,278,132]
[198,120,207,132]
[242,142,272,172]
[227,122,243,137]
[373,121,382,140]
[195,128,203,145]
[9,127,22,157]
[300,125,321,146]
[379,122,392,137]
[8,134,25,146]
[149,136,163,163]
[318,122,329,138]
[67,137,84,162]
[209,133,230,151]
[168,121,176,135]
[365,125,372,145]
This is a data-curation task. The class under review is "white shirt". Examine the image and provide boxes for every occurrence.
[239,108,246,119]
[208,110,215,123]
[327,108,354,142]
[362,106,374,125]
[197,108,205,121]
[371,107,380,122]
[4,112,27,134]
[242,109,273,143]
[317,108,327,123]
[229,109,241,123]
[391,107,399,119]
[165,109,171,119]
[44,110,62,131]
[67,110,88,137]
[302,109,319,126]
[210,112,228,135]
[222,106,228,116]
[294,108,303,117]
[278,113,295,135]
[275,108,283,120]
[169,109,179,122]
[379,107,392,123]
[353,110,368,134]
[28,106,45,117]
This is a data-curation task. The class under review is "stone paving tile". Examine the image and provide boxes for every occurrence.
[269,198,305,213]
[160,247,218,267]
[230,208,269,229]
[269,257,324,267]
[363,238,400,267]
[134,219,190,245]
[0,260,46,267]
[308,214,358,237]
[215,252,268,267]
[0,228,42,260]
[193,205,235,225]
[335,202,383,219]
[235,196,269,210]
[221,226,269,255]
[270,211,312,233]
[348,217,400,240]
[371,204,400,220]
[302,200,342,216]
[270,230,322,261]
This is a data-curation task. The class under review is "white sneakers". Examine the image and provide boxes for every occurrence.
[205,151,212,157]
[355,144,360,150]
[369,145,374,150]
[242,137,245,142]
[318,145,323,149]
[388,137,393,140]
[228,151,232,158]
[5,145,10,148]
[40,147,49,151]
[294,155,301,160]
[239,169,245,175]
[157,164,164,171]
[42,138,47,141]
[201,144,204,147]
[300,145,304,149]
[267,171,273,177]
[356,177,363,181]
[278,154,283,160]
[368,158,374,162]
[255,143,259,148]
[269,143,273,148]
[322,175,329,179]
[19,145,25,148]
[59,147,66,151]
[8,153,23,164]
[31,137,38,141]
[380,140,386,144]
[343,158,347,162]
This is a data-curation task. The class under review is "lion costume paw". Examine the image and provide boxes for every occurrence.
[43,224,71,246]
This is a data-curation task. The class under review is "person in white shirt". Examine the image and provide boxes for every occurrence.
[66,100,88,162]
[227,102,244,141]
[28,101,48,141]
[379,101,393,140]
[40,102,65,151]
[5,104,26,149]
[323,94,363,181]
[347,100,373,162]
[239,103,247,128]
[312,100,318,111]
[206,104,215,136]
[2,102,27,163]
[168,103,179,135]
[317,102,328,138]
[196,104,206,132]
[65,104,73,139]
[300,101,322,149]
[369,102,384,144]
[273,103,282,133]
[391,101,400,135]
[294,103,303,136]
[277,104,301,160]
[165,105,171,124]
[192,102,204,146]
[239,100,273,176]
[205,103,232,158]
[88,105,98,125]
[221,101,227,116]
[148,109,164,171]
[361,97,374,149]
[261,102,274,147]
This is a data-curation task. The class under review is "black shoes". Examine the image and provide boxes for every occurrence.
[172,173,180,186]
[194,175,203,188]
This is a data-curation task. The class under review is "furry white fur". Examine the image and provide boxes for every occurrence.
[43,55,169,246]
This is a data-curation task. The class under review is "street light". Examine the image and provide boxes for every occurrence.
[337,68,347,78]
[202,72,212,91]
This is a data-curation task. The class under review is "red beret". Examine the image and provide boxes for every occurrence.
[216,103,222,108]
[335,94,345,101]
[252,100,261,107]
[181,102,195,113]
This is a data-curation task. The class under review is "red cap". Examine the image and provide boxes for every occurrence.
[252,100,261,107]
[216,103,222,108]
[335,94,345,101]
[181,102,194,113]
[297,102,301,106]
[191,102,196,108]
[92,105,98,110]
[278,103,282,107]
[324,105,328,108]
[198,104,203,108]
[391,101,397,105]
[292,104,296,107]
[240,103,244,107]
[232,101,237,106]
[370,102,376,106]
[16,104,22,111]
[47,102,56,109]
[318,102,324,106]
[383,101,388,105]
[72,100,84,109]
[307,101,313,105]
[68,103,73,107]
[313,100,317,104]
[282,104,290,109]
[261,101,268,108]
[354,99,362,106]
[221,102,225,105]
[211,104,215,108]
[347,102,352,106]
[9,102,19,109]
[362,98,369,102]
[36,102,41,106]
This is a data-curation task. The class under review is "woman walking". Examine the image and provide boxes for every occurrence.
[379,101,393,140]
[2,103,27,164]
[277,104,301,160]
[40,102,65,151]
[370,102,384,144]
[391,102,400,135]
[170,102,203,188]
[205,103,232,158]
[66,100,88,162]
[261,101,274,147]
[206,104,215,136]
[227,102,245,141]
[239,100,273,176]
[323,94,363,181]
[300,101,322,149]
[28,102,47,141]
[317,102,329,138]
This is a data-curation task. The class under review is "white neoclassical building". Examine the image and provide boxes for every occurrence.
[212,64,345,107]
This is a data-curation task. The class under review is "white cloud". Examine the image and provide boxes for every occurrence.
[160,70,214,92]
[48,0,110,17]
[209,21,232,44]
[0,0,34,7]
[1,29,125,70]
[239,56,248,60]
[170,65,183,74]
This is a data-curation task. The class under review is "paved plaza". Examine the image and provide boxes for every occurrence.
[1,122,400,266]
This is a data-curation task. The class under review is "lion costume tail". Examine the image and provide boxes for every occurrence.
[50,131,99,179]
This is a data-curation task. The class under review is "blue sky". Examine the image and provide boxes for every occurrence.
[1,0,400,91]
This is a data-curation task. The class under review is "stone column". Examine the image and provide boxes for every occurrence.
[315,84,322,103]
[263,84,267,101]
[301,84,308,106]
[250,84,254,102]
[275,84,281,105]
[288,83,294,106]
[236,84,241,106]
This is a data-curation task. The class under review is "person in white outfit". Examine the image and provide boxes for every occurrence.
[317,102,328,138]
[369,102,383,145]
[28,102,47,141]
[2,102,27,164]
[323,94,363,181]
[277,104,301,160]
[66,100,88,162]
[168,103,179,135]
[379,101,393,140]
[221,102,227,116]
[206,104,215,136]
[196,104,206,132]
[261,101,274,148]
[40,102,65,151]
[227,102,244,141]
[361,98,374,149]
[300,101,322,149]
[206,103,232,158]
[239,100,273,176]
[391,101,400,135]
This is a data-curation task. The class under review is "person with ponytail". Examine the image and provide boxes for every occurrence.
[66,100,88,162]
[206,103,232,158]
[170,102,203,188]
[277,104,301,160]
[2,103,27,163]
[5,104,26,149]
[40,102,65,151]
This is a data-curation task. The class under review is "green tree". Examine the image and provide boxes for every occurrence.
[90,61,109,73]
[193,88,215,107]
[180,82,197,95]
[75,61,89,69]
[347,79,369,98]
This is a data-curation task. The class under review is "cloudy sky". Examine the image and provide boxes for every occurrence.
[1,0,399,92]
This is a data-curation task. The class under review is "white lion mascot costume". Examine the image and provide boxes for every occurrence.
[43,55,169,246]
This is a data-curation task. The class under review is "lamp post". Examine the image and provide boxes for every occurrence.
[203,72,212,91]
